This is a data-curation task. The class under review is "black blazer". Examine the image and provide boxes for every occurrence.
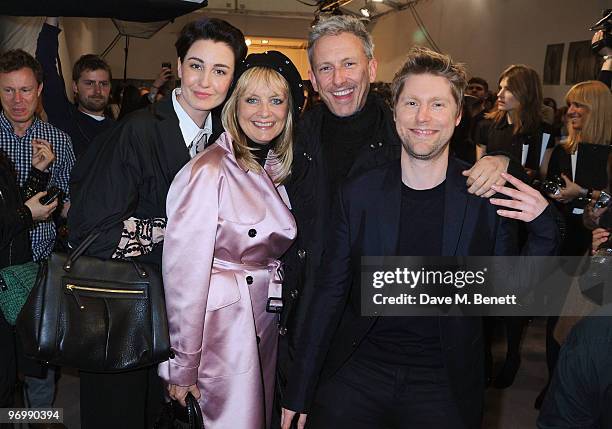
[284,156,559,429]
[68,96,224,264]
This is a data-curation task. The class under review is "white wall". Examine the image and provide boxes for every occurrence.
[370,0,609,104]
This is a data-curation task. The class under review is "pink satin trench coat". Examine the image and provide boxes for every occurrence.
[158,132,296,428]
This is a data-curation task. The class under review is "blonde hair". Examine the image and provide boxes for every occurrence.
[221,67,294,184]
[563,80,612,154]
[486,64,542,135]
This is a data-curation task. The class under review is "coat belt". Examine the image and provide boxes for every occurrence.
[212,257,283,300]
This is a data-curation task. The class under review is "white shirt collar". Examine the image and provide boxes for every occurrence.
[172,88,213,148]
[80,111,106,121]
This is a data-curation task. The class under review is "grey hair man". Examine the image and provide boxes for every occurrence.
[277,16,522,428]
[281,46,557,429]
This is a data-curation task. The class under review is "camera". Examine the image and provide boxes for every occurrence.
[594,190,612,210]
[590,9,612,54]
[539,175,565,196]
[39,187,61,205]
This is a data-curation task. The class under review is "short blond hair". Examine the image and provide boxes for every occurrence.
[563,80,612,153]
[221,66,294,183]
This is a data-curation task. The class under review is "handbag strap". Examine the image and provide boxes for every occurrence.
[64,232,150,279]
[63,231,101,271]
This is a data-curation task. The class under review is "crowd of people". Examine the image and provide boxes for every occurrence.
[0,12,611,429]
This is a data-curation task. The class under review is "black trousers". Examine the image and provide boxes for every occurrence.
[80,365,164,429]
[307,355,465,429]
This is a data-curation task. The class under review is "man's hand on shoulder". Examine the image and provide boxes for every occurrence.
[463,155,510,198]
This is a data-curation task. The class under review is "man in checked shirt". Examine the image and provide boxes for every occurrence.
[0,49,74,421]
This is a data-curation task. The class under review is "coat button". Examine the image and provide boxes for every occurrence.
[351,341,358,347]
[279,327,288,336]
[256,336,261,344]
[290,289,299,299]
[248,228,257,237]
[297,249,306,259]
[246,276,254,285]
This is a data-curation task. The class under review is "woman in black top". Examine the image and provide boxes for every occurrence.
[475,65,554,180]
[68,18,247,429]
[0,149,56,407]
[546,80,611,255]
[475,65,554,389]
[536,79,612,408]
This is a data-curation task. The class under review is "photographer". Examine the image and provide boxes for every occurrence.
[593,30,611,86]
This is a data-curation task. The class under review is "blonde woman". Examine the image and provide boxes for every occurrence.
[158,51,304,428]
[546,80,612,254]
[535,79,612,409]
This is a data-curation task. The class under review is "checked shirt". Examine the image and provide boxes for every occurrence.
[0,111,75,260]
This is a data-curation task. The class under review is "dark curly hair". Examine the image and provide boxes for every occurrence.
[0,49,43,85]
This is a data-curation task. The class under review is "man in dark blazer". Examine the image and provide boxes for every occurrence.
[281,47,559,429]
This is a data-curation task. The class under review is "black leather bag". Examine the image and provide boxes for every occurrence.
[16,232,172,372]
[156,393,204,429]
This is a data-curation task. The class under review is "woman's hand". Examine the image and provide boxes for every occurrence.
[549,173,584,203]
[168,383,201,407]
[592,228,610,255]
[489,172,548,222]
[24,191,58,222]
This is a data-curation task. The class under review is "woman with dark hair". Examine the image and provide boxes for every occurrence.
[0,149,56,409]
[475,65,555,178]
[159,50,303,429]
[474,65,555,389]
[68,18,247,429]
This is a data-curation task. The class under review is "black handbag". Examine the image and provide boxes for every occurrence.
[156,393,204,429]
[16,232,172,372]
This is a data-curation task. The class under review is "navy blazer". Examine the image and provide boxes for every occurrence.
[284,156,560,429]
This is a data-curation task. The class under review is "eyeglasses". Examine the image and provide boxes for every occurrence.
[81,80,110,89]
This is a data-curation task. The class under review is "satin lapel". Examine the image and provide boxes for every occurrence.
[442,157,469,256]
[378,161,402,256]
[154,98,190,185]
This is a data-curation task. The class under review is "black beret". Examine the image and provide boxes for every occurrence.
[235,50,305,119]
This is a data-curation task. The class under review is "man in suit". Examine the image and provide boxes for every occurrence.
[281,47,559,429]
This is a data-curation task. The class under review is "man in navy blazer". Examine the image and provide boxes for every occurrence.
[281,47,560,429]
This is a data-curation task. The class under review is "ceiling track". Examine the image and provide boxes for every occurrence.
[318,0,356,13]
[197,8,313,19]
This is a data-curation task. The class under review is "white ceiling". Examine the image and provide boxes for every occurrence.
[204,0,416,20]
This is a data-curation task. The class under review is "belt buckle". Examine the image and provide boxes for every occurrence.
[266,297,283,314]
